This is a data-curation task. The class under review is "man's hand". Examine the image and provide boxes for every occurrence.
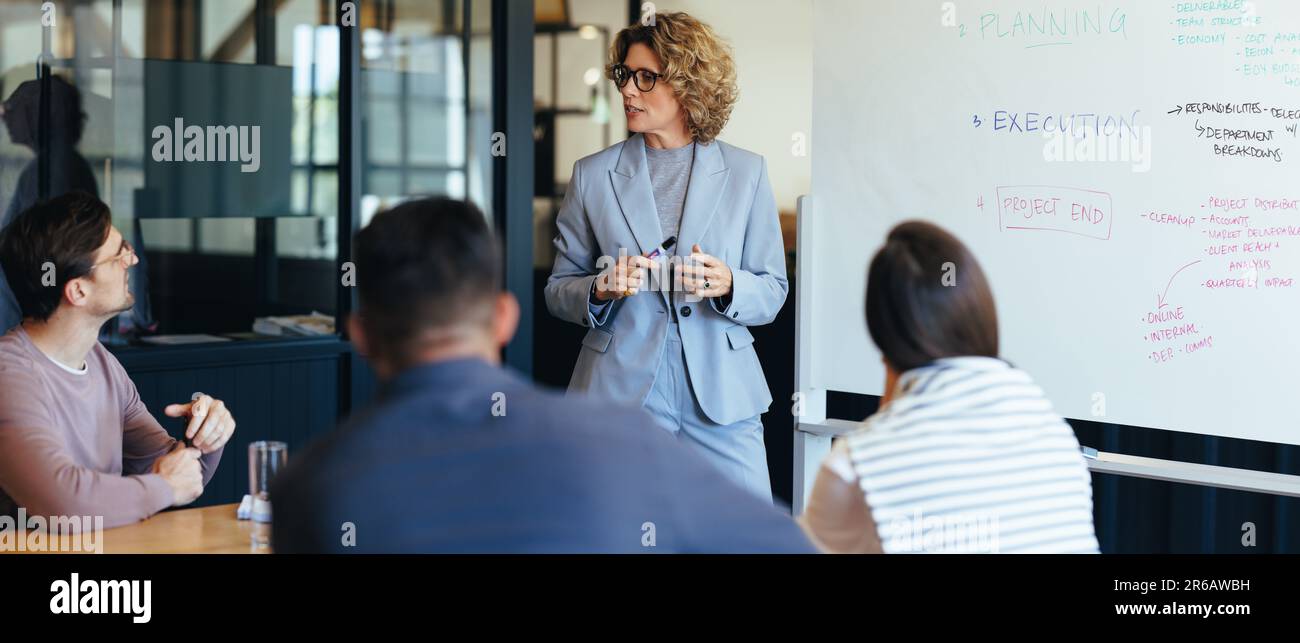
[164,394,236,454]
[153,442,203,507]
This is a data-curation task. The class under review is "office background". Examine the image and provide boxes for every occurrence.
[0,0,1295,553]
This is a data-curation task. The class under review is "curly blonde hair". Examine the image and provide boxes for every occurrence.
[607,12,738,144]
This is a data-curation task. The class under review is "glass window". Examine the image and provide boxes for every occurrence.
[0,1,43,333]
[0,0,490,343]
[357,0,491,225]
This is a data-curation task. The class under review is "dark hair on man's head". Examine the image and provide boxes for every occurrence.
[353,197,501,363]
[0,191,111,322]
[865,220,999,373]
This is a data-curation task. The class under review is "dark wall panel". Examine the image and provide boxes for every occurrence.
[121,343,358,509]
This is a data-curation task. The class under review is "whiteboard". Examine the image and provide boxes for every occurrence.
[810,0,1300,445]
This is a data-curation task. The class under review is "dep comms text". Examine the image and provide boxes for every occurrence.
[1114,578,1251,594]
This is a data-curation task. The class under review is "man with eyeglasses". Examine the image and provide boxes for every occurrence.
[0,191,235,529]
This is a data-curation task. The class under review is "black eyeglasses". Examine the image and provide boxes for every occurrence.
[609,64,663,92]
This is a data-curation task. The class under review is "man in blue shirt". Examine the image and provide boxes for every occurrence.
[271,197,812,553]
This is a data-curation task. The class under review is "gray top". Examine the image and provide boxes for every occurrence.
[645,141,695,242]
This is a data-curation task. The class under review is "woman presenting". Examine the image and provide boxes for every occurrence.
[545,12,787,500]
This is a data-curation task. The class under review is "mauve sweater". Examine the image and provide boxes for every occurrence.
[0,326,223,528]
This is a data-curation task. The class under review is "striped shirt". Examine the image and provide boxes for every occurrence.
[800,356,1099,554]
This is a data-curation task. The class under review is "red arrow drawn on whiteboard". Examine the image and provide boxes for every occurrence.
[1157,260,1202,309]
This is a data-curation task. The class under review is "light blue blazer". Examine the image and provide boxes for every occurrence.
[545,134,788,426]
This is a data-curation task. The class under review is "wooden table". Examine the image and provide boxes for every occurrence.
[106,503,267,554]
[5,503,267,554]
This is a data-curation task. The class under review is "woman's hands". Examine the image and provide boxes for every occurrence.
[593,254,657,302]
[681,243,733,298]
[592,244,733,302]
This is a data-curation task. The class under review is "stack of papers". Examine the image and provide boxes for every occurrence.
[252,312,335,337]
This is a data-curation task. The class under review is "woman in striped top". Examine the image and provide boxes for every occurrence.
[799,221,1099,554]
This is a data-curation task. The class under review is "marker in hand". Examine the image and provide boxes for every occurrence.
[623,236,677,297]
[180,391,207,448]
